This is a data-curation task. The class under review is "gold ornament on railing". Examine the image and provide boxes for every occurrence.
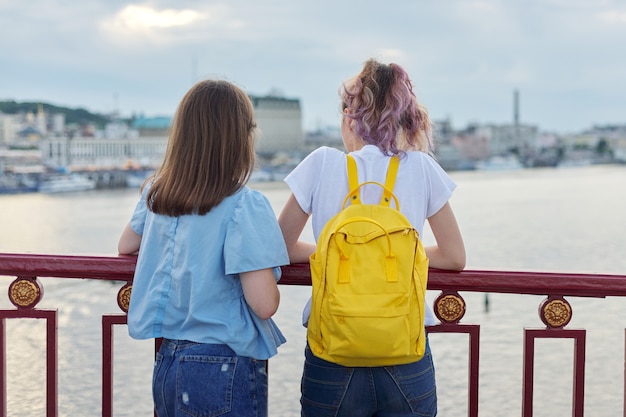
[117,283,132,313]
[539,296,572,328]
[8,276,43,309]
[434,291,466,324]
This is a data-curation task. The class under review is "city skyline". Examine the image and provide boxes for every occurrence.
[2,1,625,134]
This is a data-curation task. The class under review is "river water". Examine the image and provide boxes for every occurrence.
[1,164,625,416]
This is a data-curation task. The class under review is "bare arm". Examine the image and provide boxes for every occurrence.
[118,223,142,255]
[424,202,466,271]
[278,193,316,263]
[240,268,280,320]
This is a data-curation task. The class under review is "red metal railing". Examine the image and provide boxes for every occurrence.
[1,252,626,417]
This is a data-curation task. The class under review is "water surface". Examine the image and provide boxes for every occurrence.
[1,165,625,416]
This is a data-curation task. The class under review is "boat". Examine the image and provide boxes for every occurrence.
[38,173,97,193]
[0,161,44,194]
[557,158,592,168]
[475,155,524,171]
[125,170,154,188]
[0,173,39,194]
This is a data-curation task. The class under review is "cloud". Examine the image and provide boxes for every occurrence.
[100,4,212,45]
[597,10,626,23]
[115,5,205,29]
[1,0,625,132]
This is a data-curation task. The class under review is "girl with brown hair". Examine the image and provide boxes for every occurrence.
[118,79,289,417]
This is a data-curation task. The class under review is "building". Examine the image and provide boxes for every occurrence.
[37,92,304,170]
[39,137,167,170]
[0,113,19,146]
[560,124,626,163]
[127,95,304,157]
[131,117,171,137]
[250,95,304,156]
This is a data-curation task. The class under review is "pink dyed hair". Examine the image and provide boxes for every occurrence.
[341,59,433,155]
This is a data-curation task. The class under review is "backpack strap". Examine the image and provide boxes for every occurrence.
[381,156,400,207]
[346,154,400,207]
[346,154,361,205]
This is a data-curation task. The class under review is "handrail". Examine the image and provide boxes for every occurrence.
[0,253,136,281]
[1,252,626,417]
[278,262,626,297]
[2,253,625,298]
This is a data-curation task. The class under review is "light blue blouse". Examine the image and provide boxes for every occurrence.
[126,186,289,360]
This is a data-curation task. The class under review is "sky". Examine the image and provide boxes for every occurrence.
[1,0,625,134]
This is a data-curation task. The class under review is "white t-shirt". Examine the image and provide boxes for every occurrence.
[285,145,457,326]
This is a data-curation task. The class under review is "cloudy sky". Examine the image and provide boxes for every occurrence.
[1,0,625,134]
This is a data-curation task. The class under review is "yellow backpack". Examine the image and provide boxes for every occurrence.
[307,154,429,367]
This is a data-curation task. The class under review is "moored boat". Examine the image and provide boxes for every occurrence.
[125,170,154,188]
[0,174,39,194]
[38,173,97,193]
[475,154,524,170]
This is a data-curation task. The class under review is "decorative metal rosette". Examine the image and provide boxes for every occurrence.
[8,276,43,309]
[539,296,572,328]
[434,291,466,324]
[117,283,132,313]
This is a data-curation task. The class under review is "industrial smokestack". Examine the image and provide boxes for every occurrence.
[514,89,519,126]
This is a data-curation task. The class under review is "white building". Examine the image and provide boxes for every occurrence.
[251,95,304,155]
[0,114,19,145]
[35,92,305,169]
[40,137,167,170]
[51,113,65,136]
[481,123,538,156]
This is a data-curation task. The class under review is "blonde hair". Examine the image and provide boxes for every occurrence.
[146,80,257,216]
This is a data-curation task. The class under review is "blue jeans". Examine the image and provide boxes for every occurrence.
[153,339,269,417]
[301,338,437,417]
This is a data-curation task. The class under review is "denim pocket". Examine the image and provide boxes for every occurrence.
[385,351,437,416]
[177,355,237,417]
[301,347,352,417]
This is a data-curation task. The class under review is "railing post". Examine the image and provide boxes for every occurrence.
[523,329,586,417]
[522,330,535,417]
[102,315,127,417]
[45,311,58,417]
[428,324,480,417]
[0,319,5,417]
[0,275,57,417]
[428,290,480,417]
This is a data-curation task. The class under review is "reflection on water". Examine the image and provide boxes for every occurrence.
[1,165,625,416]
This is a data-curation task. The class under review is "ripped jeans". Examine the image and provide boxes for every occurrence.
[153,339,268,417]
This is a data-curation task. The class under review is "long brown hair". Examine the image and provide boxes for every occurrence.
[145,79,257,216]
